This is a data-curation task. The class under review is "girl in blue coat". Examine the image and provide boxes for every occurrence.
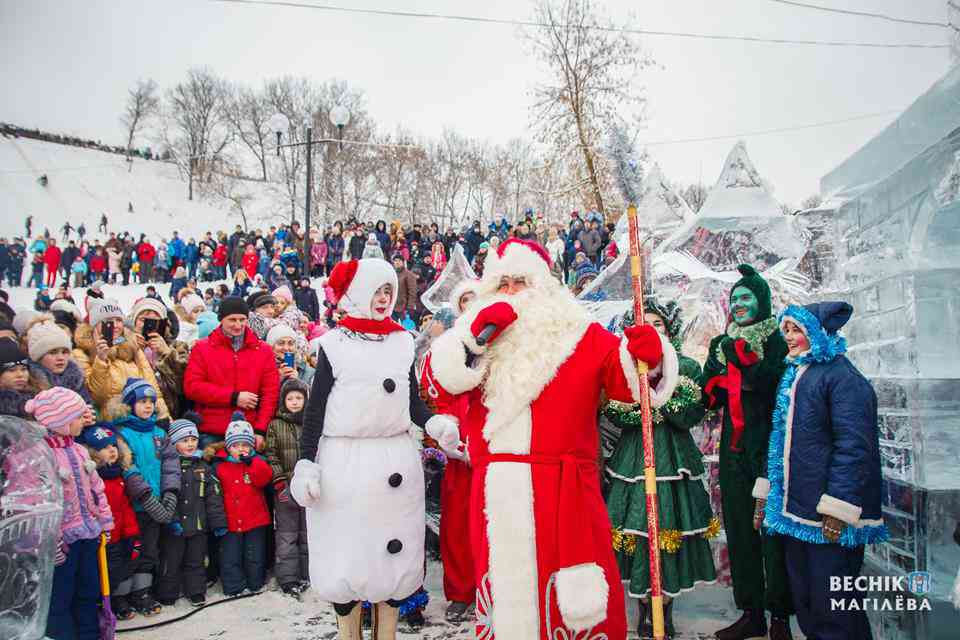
[760,302,888,640]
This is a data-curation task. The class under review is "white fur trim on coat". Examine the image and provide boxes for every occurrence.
[428,328,486,395]
[816,494,863,525]
[618,332,679,408]
[752,477,771,500]
[485,457,540,638]
[554,563,609,632]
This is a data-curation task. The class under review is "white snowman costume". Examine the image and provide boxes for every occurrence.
[291,258,458,637]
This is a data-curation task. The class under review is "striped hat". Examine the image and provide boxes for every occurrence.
[168,411,202,445]
[121,378,157,408]
[224,411,255,450]
[25,387,87,435]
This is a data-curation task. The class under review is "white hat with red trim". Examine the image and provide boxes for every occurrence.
[327,258,398,320]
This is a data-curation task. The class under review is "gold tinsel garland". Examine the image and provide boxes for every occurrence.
[658,529,683,554]
[611,528,637,556]
[611,528,685,555]
[703,516,722,540]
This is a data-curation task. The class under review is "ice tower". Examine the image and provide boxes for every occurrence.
[817,65,960,639]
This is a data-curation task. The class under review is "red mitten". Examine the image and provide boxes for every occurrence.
[470,302,518,345]
[625,324,663,370]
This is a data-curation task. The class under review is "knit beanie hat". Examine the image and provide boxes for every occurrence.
[224,411,255,449]
[82,424,118,451]
[217,296,249,321]
[168,410,202,445]
[272,286,293,303]
[27,320,71,361]
[729,264,772,322]
[181,293,205,314]
[266,324,296,347]
[121,377,157,408]
[197,311,219,339]
[12,308,38,337]
[89,298,124,328]
[130,296,167,322]
[0,338,29,372]
[50,299,82,321]
[25,387,87,435]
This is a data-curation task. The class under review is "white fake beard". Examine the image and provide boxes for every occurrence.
[479,284,591,431]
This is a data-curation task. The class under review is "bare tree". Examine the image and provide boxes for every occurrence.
[121,79,160,171]
[223,83,272,181]
[526,0,652,217]
[162,68,232,200]
[800,193,824,211]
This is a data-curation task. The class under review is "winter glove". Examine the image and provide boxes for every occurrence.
[290,459,322,509]
[274,480,289,503]
[169,522,184,536]
[721,338,759,368]
[753,499,766,531]
[131,539,142,561]
[470,302,518,346]
[822,515,845,543]
[425,415,463,459]
[214,527,228,537]
[54,540,67,566]
[624,324,663,371]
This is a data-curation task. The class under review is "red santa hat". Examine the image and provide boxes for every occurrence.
[328,258,398,319]
[480,238,555,293]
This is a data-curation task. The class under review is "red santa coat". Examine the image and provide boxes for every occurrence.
[428,309,675,639]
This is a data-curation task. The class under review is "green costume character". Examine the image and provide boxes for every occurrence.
[701,265,794,640]
[605,299,718,640]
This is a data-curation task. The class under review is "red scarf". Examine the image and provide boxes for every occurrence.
[338,315,406,335]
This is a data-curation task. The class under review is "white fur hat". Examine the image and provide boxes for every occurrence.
[266,324,296,346]
[181,293,206,314]
[130,296,167,322]
[328,258,398,320]
[479,238,554,295]
[50,299,82,321]
[27,320,71,361]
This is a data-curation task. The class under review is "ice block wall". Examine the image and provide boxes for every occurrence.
[825,125,960,639]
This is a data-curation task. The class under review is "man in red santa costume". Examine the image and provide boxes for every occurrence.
[424,238,677,639]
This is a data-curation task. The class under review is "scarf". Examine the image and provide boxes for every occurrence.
[98,462,124,480]
[117,414,158,433]
[338,315,405,335]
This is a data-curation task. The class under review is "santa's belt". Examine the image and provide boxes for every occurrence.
[475,453,599,571]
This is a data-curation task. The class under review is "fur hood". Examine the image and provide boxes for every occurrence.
[102,397,131,422]
[203,440,225,462]
[74,323,141,364]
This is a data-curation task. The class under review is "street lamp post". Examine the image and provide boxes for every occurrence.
[269,106,351,275]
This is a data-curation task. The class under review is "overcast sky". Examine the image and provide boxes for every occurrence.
[0,0,951,205]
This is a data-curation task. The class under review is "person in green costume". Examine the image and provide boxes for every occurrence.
[701,264,794,640]
[604,298,718,640]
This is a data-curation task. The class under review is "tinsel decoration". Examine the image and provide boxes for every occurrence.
[421,447,448,467]
[716,317,779,366]
[611,528,638,556]
[658,529,683,554]
[603,376,702,428]
[703,516,722,540]
[606,124,644,205]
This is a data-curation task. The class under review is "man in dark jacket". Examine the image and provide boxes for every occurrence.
[293,277,320,322]
[464,221,483,263]
[0,238,8,285]
[392,254,418,322]
[348,226,366,261]
[579,220,602,266]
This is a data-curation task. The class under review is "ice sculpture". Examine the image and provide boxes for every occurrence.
[419,244,477,314]
[0,415,63,640]
[811,65,960,639]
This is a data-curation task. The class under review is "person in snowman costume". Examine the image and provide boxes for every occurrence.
[291,257,457,640]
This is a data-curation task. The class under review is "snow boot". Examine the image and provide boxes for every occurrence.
[189,593,206,607]
[445,601,470,623]
[715,608,768,640]
[130,588,162,616]
[111,594,135,621]
[636,599,653,638]
[335,604,362,640]
[768,615,794,640]
[372,602,400,640]
[281,582,303,601]
[402,607,425,631]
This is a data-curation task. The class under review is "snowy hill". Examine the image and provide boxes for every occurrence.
[0,136,285,241]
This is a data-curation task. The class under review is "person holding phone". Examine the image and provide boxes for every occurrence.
[73,298,170,421]
[130,296,190,419]
[266,324,309,384]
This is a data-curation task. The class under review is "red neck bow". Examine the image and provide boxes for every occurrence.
[338,315,406,335]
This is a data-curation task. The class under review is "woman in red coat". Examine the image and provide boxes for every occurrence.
[44,239,62,287]
[242,245,259,280]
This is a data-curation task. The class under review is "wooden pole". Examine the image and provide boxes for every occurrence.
[626,204,665,640]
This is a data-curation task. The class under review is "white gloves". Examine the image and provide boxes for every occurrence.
[290,459,323,508]
[425,415,465,460]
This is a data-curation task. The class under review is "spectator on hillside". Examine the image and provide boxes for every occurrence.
[580,219,602,265]
[183,297,280,448]
[185,238,200,279]
[293,276,319,323]
[392,254,418,323]
[44,238,62,287]
[168,231,186,269]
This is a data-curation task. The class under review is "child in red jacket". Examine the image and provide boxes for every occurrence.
[214,412,272,596]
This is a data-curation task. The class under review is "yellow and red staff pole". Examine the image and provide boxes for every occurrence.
[626,204,665,640]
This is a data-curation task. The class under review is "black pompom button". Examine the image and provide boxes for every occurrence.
[383,378,396,393]
[388,473,403,487]
[387,539,403,554]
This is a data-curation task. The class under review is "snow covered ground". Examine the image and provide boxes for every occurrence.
[116,559,743,640]
[0,136,284,241]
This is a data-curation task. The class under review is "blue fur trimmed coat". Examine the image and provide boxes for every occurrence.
[762,301,888,547]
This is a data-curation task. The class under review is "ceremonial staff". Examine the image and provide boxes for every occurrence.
[626,204,666,640]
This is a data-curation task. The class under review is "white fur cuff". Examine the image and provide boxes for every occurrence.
[618,332,680,408]
[752,477,771,500]
[555,563,608,632]
[817,494,862,525]
[428,329,486,395]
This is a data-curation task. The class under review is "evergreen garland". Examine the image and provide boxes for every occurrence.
[716,317,779,365]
